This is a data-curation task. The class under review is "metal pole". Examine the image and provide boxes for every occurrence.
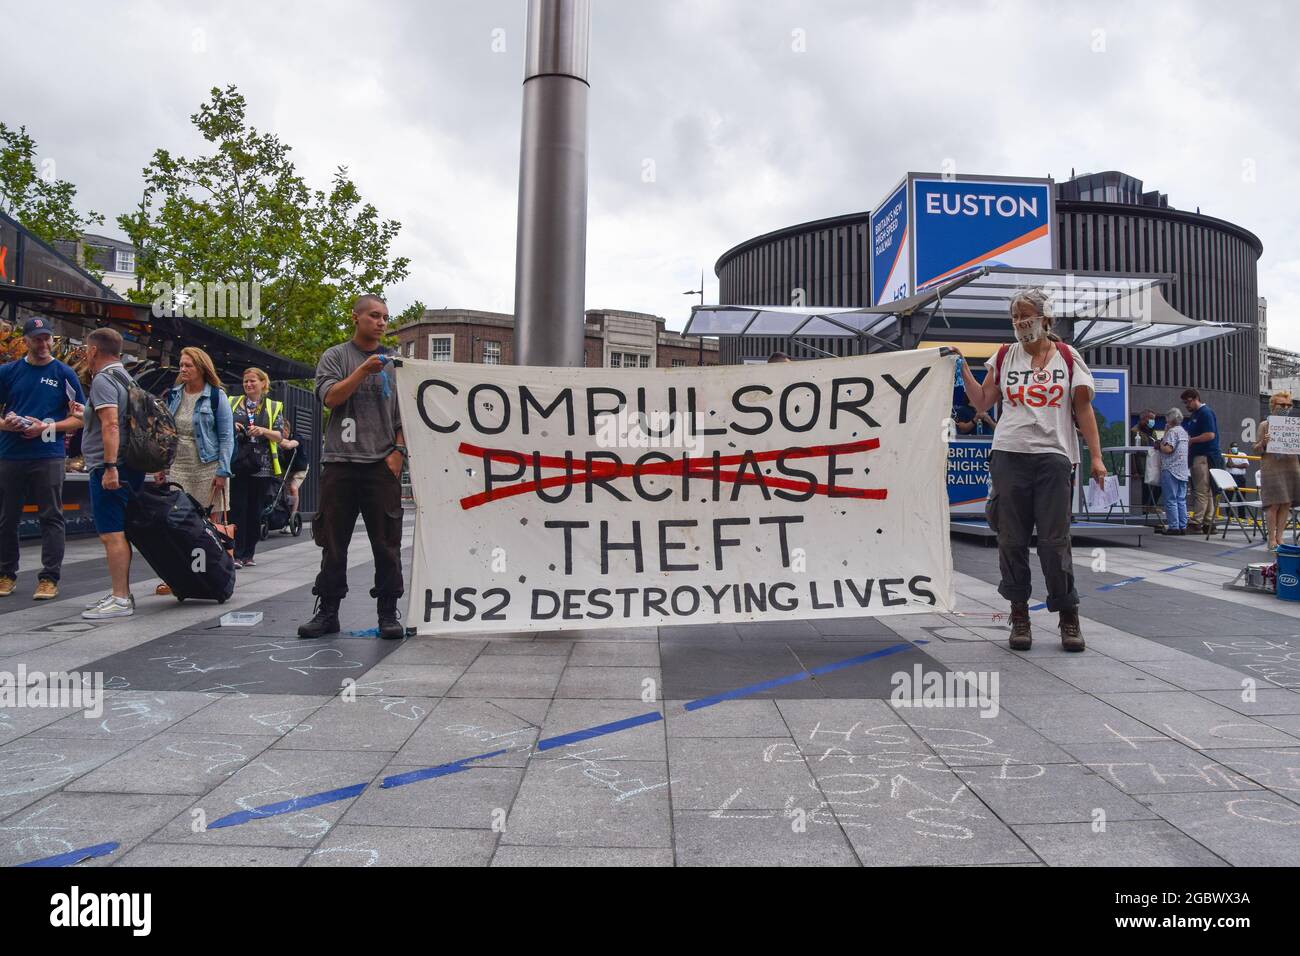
[513,0,590,367]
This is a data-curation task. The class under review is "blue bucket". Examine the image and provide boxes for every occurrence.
[1275,544,1300,601]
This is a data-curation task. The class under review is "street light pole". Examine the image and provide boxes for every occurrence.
[683,269,704,364]
[513,0,591,368]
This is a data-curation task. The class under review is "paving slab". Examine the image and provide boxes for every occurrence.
[668,736,818,811]
[501,754,672,848]
[491,845,674,866]
[446,655,567,699]
[168,694,332,736]
[116,843,311,866]
[66,732,277,795]
[961,762,1161,824]
[556,665,663,700]
[1099,691,1300,750]
[29,690,218,741]
[1061,739,1262,796]
[1205,748,1300,804]
[1011,821,1227,867]
[394,697,545,768]
[306,825,498,866]
[0,737,139,818]
[152,749,389,847]
[539,699,666,760]
[568,642,661,667]
[1137,791,1300,866]
[272,695,434,752]
[0,792,195,867]
[673,809,859,866]
[666,699,790,738]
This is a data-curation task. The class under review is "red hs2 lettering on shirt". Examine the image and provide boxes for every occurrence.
[1004,367,1065,408]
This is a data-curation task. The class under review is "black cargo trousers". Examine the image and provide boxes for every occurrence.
[312,459,403,602]
[985,449,1079,612]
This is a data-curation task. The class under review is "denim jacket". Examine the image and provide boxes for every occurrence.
[165,383,235,478]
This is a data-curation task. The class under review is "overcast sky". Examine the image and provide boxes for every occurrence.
[9,0,1299,344]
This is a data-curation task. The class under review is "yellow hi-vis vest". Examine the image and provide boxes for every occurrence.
[229,395,284,476]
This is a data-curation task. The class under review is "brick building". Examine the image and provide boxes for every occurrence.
[393,307,718,368]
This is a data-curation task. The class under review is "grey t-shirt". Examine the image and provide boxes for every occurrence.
[82,363,130,470]
[316,341,403,463]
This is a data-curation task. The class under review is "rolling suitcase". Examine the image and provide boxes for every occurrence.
[125,482,236,603]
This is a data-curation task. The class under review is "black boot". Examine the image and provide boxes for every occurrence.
[377,597,405,641]
[1008,602,1032,651]
[1059,608,1086,652]
[298,594,341,639]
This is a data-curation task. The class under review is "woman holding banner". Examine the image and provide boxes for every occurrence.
[954,288,1107,653]
[1254,390,1300,552]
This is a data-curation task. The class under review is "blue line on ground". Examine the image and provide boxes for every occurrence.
[1214,542,1265,557]
[1157,561,1197,572]
[1097,576,1144,592]
[536,712,663,751]
[1029,603,1048,611]
[381,749,511,789]
[207,782,368,829]
[683,642,913,711]
[16,841,120,868]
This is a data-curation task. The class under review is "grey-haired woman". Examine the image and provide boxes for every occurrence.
[1157,407,1189,535]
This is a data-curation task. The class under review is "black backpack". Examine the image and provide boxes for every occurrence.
[109,369,178,472]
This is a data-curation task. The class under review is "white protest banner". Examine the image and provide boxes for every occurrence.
[1267,415,1300,455]
[395,349,956,635]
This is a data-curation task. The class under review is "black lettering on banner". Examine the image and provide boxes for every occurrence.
[636,387,676,439]
[585,451,629,502]
[521,386,576,436]
[774,452,816,502]
[879,578,908,607]
[830,377,879,429]
[587,589,614,619]
[659,519,700,572]
[688,387,727,436]
[485,450,526,497]
[702,583,733,613]
[532,589,560,620]
[713,517,748,570]
[601,520,643,574]
[742,582,766,612]
[643,587,669,617]
[730,451,770,502]
[467,383,511,434]
[769,582,798,611]
[826,452,855,498]
[454,588,476,622]
[810,580,837,609]
[882,367,930,424]
[545,520,589,574]
[634,451,674,501]
[731,385,773,435]
[482,588,509,620]
[586,386,626,435]
[758,514,804,567]
[424,587,451,622]
[563,589,584,620]
[909,574,938,605]
[416,380,460,433]
[536,451,575,504]
[779,382,819,432]
[845,579,875,607]
[671,586,701,616]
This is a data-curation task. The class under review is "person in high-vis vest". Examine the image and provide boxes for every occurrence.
[228,367,286,568]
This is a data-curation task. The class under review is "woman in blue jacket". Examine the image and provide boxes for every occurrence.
[154,347,234,594]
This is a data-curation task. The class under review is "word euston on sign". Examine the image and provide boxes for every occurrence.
[395,350,956,634]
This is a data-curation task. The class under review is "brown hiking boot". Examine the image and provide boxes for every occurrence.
[1008,603,1032,651]
[1059,609,1085,652]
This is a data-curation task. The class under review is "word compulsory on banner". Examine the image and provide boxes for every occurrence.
[394,349,956,634]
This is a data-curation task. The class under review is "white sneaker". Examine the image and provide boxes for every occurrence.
[82,595,135,619]
[84,592,135,609]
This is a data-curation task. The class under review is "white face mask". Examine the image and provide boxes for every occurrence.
[1014,318,1044,344]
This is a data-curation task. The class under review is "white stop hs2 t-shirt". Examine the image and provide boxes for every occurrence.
[986,342,1095,463]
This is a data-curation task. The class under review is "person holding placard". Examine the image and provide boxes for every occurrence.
[1254,390,1300,551]
[954,288,1106,653]
[1155,407,1189,536]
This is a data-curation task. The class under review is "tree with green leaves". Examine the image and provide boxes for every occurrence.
[0,122,105,246]
[392,300,427,328]
[117,85,410,366]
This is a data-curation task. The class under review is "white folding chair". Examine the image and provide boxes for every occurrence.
[1210,468,1262,542]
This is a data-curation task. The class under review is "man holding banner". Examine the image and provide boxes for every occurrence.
[298,294,408,641]
[956,288,1106,653]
